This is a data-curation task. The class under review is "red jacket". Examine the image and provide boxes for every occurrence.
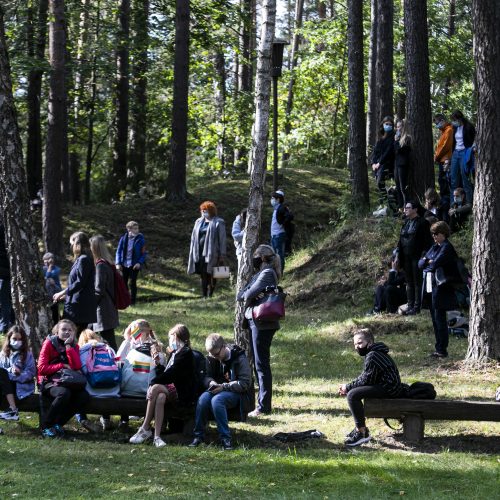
[37,337,82,385]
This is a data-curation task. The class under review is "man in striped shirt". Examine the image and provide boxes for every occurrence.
[339,329,405,447]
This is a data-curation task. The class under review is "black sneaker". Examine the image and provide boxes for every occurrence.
[345,428,371,447]
[345,427,357,438]
[188,437,204,448]
[221,438,233,450]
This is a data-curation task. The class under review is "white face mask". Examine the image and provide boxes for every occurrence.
[270,198,277,207]
[201,210,210,219]
[10,340,23,350]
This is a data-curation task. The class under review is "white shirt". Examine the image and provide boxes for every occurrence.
[271,205,285,237]
[455,126,465,151]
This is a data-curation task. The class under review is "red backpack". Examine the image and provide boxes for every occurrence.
[97,259,131,310]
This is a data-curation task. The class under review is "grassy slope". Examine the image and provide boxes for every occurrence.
[0,167,498,499]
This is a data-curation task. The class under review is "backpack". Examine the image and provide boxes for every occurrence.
[97,259,131,310]
[407,381,436,400]
[86,343,121,388]
[455,257,471,287]
[192,349,207,397]
[283,206,295,240]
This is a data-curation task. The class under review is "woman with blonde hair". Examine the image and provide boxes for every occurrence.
[237,244,281,417]
[394,118,412,210]
[53,232,96,333]
[187,200,227,298]
[90,235,119,350]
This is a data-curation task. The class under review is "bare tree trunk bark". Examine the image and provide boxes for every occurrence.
[375,0,393,119]
[466,0,500,364]
[443,0,455,109]
[281,0,304,169]
[43,0,66,259]
[404,0,434,200]
[129,0,149,189]
[26,0,48,201]
[111,0,130,199]
[0,8,52,356]
[366,0,378,157]
[166,0,190,202]
[234,0,276,355]
[348,0,369,209]
[213,50,227,171]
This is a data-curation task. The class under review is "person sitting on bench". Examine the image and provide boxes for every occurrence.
[338,329,405,447]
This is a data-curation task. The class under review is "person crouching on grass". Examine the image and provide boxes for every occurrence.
[338,329,405,447]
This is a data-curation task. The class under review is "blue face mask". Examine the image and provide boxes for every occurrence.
[451,120,461,128]
[170,341,177,351]
[270,198,278,207]
[383,124,393,133]
[435,121,444,129]
[453,196,462,205]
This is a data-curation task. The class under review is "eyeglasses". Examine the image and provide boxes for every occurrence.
[404,206,413,210]
[431,232,440,236]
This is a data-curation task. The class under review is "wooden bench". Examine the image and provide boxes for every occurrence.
[364,398,500,441]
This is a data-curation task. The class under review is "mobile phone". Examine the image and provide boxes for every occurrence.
[208,384,218,392]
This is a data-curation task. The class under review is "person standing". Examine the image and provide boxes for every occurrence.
[187,201,226,298]
[231,209,247,270]
[115,221,147,305]
[270,190,288,272]
[43,252,62,325]
[419,221,460,358]
[433,113,454,212]
[53,232,97,334]
[90,235,119,351]
[393,119,411,211]
[237,244,281,417]
[450,110,476,205]
[395,201,433,315]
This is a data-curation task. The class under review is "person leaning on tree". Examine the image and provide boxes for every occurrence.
[339,329,405,447]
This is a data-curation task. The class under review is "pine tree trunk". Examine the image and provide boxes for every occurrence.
[111,0,130,199]
[347,0,369,209]
[375,0,393,119]
[466,0,500,364]
[404,0,434,200]
[129,0,149,189]
[43,0,66,259]
[213,51,227,171]
[442,0,455,109]
[26,0,48,201]
[166,0,190,202]
[281,0,304,169]
[234,0,276,354]
[366,0,378,156]
[0,8,52,356]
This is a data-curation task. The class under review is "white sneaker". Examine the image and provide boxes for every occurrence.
[153,436,167,448]
[372,207,389,217]
[100,416,112,431]
[129,427,152,444]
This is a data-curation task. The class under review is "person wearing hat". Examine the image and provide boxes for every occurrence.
[270,190,287,273]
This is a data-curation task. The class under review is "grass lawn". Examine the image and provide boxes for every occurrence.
[1,166,498,498]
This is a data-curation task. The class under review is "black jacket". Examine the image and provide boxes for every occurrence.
[452,120,476,150]
[346,342,404,397]
[394,139,411,169]
[372,132,395,172]
[0,225,10,279]
[397,216,433,264]
[151,346,196,405]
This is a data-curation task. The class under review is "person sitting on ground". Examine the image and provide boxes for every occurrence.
[189,333,252,451]
[339,329,405,447]
[37,319,91,438]
[130,324,196,448]
[231,209,247,270]
[0,326,36,423]
[423,188,444,225]
[448,188,471,233]
[77,329,120,431]
[395,201,433,315]
[115,221,147,305]
[42,252,61,325]
[371,255,406,314]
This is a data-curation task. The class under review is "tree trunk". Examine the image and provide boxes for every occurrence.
[443,0,455,109]
[404,0,434,200]
[395,1,406,120]
[347,0,369,209]
[466,0,500,363]
[166,0,190,202]
[366,0,378,156]
[129,0,149,189]
[281,0,304,169]
[43,0,66,259]
[234,0,276,355]
[26,0,48,201]
[0,8,52,356]
[111,0,130,199]
[317,0,326,19]
[213,50,227,171]
[375,0,393,119]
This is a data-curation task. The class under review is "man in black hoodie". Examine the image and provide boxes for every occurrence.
[339,329,405,447]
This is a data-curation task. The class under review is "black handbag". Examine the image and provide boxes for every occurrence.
[51,368,87,390]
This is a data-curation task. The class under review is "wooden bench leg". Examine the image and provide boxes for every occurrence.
[402,413,425,442]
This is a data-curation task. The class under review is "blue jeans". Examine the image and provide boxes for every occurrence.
[193,390,241,440]
[249,319,276,413]
[271,233,286,273]
[451,149,473,205]
[0,278,12,333]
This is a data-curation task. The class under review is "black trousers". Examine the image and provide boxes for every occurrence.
[394,166,409,209]
[403,257,422,310]
[41,385,90,428]
[99,328,117,351]
[430,305,449,356]
[374,284,407,313]
[122,266,140,304]
[347,385,390,428]
[199,261,216,298]
[0,367,14,399]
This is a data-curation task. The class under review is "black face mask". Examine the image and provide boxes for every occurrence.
[252,257,263,270]
[355,345,370,356]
